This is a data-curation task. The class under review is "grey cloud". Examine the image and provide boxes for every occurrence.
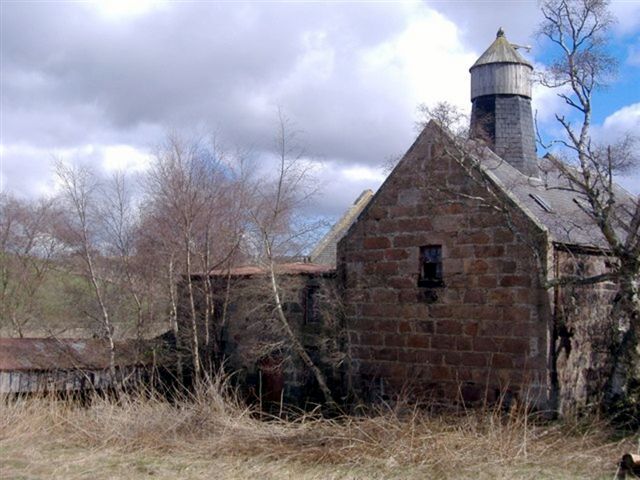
[2,155,54,198]
[426,1,541,54]
[0,1,538,209]
[1,2,418,206]
[3,2,636,211]
[2,3,409,146]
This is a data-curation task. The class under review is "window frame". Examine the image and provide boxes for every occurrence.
[302,285,321,325]
[418,245,444,288]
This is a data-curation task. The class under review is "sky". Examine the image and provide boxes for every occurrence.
[1,0,639,221]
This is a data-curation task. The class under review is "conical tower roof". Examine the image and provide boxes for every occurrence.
[470,28,532,70]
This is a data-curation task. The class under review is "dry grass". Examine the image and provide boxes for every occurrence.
[1,380,637,479]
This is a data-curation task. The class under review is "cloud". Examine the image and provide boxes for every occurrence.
[593,103,640,194]
[610,1,640,35]
[0,142,151,198]
[84,0,168,20]
[102,145,152,173]
[361,6,475,112]
[342,165,386,183]
[1,144,57,197]
[531,74,572,125]
[1,2,476,208]
[598,102,640,139]
[2,1,637,213]
[307,161,385,219]
[627,43,640,67]
[426,1,541,50]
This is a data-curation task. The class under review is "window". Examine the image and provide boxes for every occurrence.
[529,193,553,213]
[419,245,443,287]
[302,285,320,324]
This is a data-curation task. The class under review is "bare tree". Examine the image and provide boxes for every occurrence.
[55,161,118,378]
[536,0,639,411]
[98,171,167,344]
[145,137,210,380]
[247,111,337,407]
[0,194,61,337]
[143,134,248,382]
[135,211,186,380]
[416,101,469,137]
[382,101,471,175]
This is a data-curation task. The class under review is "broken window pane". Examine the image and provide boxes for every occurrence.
[419,245,443,287]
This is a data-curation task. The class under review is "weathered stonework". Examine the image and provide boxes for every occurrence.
[186,268,344,407]
[337,124,549,405]
[181,126,622,414]
[183,30,628,415]
[552,249,617,413]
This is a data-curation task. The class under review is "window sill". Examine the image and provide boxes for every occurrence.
[417,279,444,288]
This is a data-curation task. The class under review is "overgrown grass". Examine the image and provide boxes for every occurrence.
[1,379,637,479]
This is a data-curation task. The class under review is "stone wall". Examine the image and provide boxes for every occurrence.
[337,126,549,405]
[186,272,343,407]
[553,248,617,413]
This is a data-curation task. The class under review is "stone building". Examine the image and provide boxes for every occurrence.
[337,29,631,410]
[191,29,632,412]
[187,263,343,407]
[180,194,373,405]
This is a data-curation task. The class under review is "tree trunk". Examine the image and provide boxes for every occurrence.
[184,241,201,381]
[168,256,184,384]
[267,260,337,408]
[83,236,117,381]
[604,267,640,412]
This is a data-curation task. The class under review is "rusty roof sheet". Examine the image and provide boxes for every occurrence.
[0,338,158,371]
[207,262,335,277]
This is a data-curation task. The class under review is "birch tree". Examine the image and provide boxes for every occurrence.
[0,194,61,337]
[247,111,337,407]
[537,0,640,413]
[55,161,118,379]
[144,134,248,382]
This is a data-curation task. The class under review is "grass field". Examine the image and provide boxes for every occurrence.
[1,382,637,479]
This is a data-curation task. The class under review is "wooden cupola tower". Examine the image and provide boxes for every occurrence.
[470,28,538,177]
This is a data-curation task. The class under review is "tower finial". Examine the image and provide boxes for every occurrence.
[497,27,504,37]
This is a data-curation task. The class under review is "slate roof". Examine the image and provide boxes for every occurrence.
[0,338,158,371]
[310,189,374,266]
[471,137,635,249]
[331,123,633,254]
[470,28,532,70]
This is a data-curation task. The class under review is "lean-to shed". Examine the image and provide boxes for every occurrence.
[0,338,159,394]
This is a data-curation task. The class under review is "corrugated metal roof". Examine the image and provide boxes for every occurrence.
[470,28,532,70]
[207,262,334,277]
[0,338,157,371]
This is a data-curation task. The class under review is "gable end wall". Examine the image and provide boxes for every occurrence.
[338,126,550,404]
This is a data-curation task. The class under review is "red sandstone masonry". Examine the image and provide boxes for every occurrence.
[384,248,410,261]
[338,125,548,403]
[363,237,391,249]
